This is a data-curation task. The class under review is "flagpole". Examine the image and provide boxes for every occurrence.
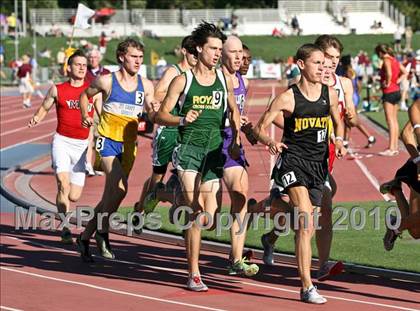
[69,25,76,48]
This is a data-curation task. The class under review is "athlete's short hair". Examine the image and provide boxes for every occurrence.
[243,44,250,51]
[116,38,144,64]
[191,21,227,51]
[67,49,87,66]
[314,35,343,54]
[181,35,196,55]
[295,44,323,62]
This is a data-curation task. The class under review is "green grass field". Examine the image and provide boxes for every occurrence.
[365,111,410,131]
[2,33,420,67]
[119,201,420,273]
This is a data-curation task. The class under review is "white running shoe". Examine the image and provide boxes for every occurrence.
[85,163,96,176]
[300,286,327,304]
[187,274,208,292]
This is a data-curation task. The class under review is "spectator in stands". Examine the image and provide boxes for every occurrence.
[231,13,238,34]
[17,54,34,108]
[99,32,109,55]
[0,13,7,36]
[341,6,348,27]
[0,44,5,80]
[272,27,284,38]
[375,44,408,156]
[57,47,66,66]
[39,48,51,59]
[291,15,301,36]
[394,27,402,53]
[7,13,17,37]
[84,48,109,177]
[404,26,413,52]
[370,20,378,29]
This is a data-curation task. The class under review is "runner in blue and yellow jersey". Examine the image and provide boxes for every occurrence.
[76,38,158,262]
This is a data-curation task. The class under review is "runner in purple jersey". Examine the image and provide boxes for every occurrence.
[221,36,259,276]
[222,71,248,168]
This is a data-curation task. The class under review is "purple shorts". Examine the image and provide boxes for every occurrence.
[222,128,247,169]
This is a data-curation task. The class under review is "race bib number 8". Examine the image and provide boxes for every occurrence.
[281,171,297,187]
[95,136,106,151]
[212,91,223,109]
[317,129,327,143]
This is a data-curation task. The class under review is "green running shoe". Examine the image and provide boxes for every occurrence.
[228,257,259,277]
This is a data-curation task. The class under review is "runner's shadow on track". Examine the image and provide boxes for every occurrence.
[2,223,419,305]
[0,224,302,302]
[14,168,54,176]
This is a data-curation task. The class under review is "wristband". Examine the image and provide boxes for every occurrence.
[335,136,344,142]
[413,124,420,130]
[413,155,420,164]
[179,117,186,126]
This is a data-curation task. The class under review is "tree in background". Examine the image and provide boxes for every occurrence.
[389,0,419,31]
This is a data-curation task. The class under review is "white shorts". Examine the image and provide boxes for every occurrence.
[51,133,89,186]
[18,77,34,94]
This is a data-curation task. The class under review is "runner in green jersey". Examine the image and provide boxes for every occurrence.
[134,36,197,221]
[156,22,241,292]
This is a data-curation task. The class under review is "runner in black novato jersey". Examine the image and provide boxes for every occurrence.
[252,43,346,304]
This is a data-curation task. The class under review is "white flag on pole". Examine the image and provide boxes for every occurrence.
[74,3,95,29]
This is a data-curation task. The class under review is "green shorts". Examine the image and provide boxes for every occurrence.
[152,127,178,167]
[173,143,225,182]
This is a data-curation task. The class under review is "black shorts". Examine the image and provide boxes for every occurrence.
[273,153,328,207]
[395,159,420,194]
[382,91,401,104]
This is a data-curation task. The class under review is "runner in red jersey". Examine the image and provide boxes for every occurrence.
[28,50,100,244]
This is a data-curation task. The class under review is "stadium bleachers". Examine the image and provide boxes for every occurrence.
[30,0,405,37]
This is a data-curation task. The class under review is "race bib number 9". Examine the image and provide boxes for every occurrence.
[212,91,223,109]
[281,171,297,187]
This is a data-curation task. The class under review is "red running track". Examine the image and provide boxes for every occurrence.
[1,214,419,311]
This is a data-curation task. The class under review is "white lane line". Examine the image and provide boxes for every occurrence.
[348,147,392,201]
[1,119,56,136]
[3,235,418,311]
[0,132,54,152]
[0,306,24,311]
[1,114,55,125]
[0,267,227,311]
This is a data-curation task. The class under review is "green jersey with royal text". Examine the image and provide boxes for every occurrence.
[178,69,228,150]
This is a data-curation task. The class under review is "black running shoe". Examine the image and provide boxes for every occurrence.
[76,234,94,263]
[94,232,115,259]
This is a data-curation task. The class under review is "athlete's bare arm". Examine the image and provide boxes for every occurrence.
[382,58,392,88]
[226,76,242,146]
[409,100,420,146]
[28,85,57,127]
[243,77,249,91]
[329,86,346,158]
[253,89,293,154]
[142,77,159,122]
[92,93,102,116]
[401,121,418,158]
[80,74,111,127]
[397,62,408,84]
[156,75,200,126]
[154,66,178,102]
[340,76,358,127]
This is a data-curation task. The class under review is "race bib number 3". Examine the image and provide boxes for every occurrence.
[317,129,327,143]
[281,171,297,187]
[135,91,145,106]
[95,136,106,151]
